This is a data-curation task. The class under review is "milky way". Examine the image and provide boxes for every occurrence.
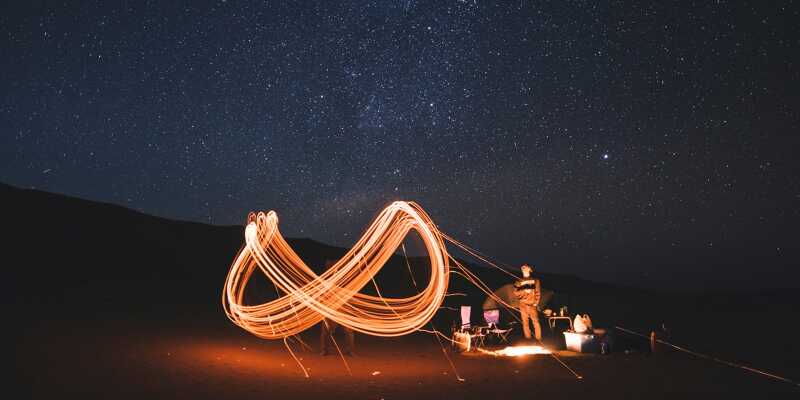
[2,1,798,289]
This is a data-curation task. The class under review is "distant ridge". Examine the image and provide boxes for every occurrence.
[2,181,795,330]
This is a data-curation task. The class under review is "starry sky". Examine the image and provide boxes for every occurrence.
[2,1,799,290]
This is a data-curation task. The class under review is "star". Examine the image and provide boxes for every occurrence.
[2,0,796,290]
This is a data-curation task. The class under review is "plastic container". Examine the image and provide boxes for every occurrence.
[563,331,597,353]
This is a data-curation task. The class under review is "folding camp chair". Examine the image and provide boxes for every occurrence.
[481,309,513,344]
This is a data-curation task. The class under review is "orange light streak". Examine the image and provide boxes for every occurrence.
[222,201,450,339]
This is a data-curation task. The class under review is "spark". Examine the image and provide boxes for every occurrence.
[222,201,584,380]
[222,201,450,339]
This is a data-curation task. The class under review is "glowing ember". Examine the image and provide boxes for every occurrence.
[481,345,551,357]
[222,201,450,339]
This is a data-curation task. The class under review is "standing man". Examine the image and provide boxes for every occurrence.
[319,259,356,356]
[514,264,542,341]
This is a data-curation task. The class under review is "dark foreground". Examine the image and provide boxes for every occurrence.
[15,315,799,399]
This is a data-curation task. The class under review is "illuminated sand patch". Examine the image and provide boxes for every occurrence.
[479,345,551,357]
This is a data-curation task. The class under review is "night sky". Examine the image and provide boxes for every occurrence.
[2,1,799,290]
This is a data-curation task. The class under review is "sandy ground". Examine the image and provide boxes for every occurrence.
[14,316,799,399]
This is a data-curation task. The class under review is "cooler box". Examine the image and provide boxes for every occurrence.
[563,331,597,353]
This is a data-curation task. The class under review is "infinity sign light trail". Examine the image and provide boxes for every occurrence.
[222,201,450,339]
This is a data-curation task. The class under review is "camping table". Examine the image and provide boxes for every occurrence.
[547,316,573,331]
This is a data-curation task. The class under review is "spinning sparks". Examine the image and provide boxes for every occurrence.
[222,201,449,339]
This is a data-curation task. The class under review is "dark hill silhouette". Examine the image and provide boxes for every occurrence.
[0,182,639,316]
[1,182,356,312]
[2,181,797,337]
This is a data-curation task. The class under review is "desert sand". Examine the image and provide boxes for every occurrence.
[15,314,798,399]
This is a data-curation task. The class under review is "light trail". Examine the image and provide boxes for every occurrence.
[616,326,800,388]
[222,200,581,380]
[222,201,450,339]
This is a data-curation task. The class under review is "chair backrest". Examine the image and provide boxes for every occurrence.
[483,309,500,326]
[460,305,471,329]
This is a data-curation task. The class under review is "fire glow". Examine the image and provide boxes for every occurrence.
[222,201,450,339]
[481,345,551,357]
[221,201,584,381]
